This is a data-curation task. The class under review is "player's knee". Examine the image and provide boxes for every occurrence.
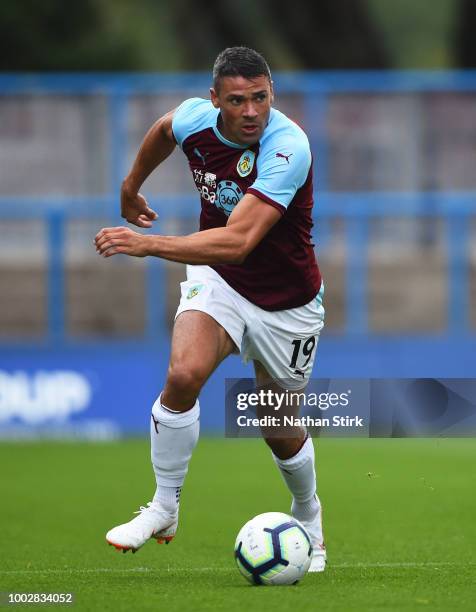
[263,435,305,459]
[165,363,208,396]
[263,436,288,453]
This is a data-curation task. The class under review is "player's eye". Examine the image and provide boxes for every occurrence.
[229,97,243,105]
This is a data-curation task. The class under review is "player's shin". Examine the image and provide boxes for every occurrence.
[150,394,200,512]
[272,436,322,532]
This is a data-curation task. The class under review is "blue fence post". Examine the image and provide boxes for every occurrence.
[304,90,328,187]
[108,89,128,222]
[47,209,65,343]
[304,89,332,249]
[146,257,167,344]
[447,214,469,333]
[345,214,369,334]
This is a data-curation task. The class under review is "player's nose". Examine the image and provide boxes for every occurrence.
[242,102,258,119]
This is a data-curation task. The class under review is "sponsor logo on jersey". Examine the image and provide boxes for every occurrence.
[276,152,293,164]
[186,284,204,299]
[197,184,216,203]
[194,169,217,202]
[216,180,243,216]
[236,150,255,177]
[204,172,216,187]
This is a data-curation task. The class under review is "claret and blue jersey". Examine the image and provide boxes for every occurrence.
[172,97,322,311]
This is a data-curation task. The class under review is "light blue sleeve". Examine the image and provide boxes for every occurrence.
[172,98,215,148]
[249,128,312,209]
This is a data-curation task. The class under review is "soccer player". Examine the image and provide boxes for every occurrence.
[95,47,326,572]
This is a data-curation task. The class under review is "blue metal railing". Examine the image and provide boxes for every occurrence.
[0,192,473,341]
[1,71,475,343]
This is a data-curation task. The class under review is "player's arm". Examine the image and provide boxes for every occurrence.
[120,109,177,228]
[95,193,282,264]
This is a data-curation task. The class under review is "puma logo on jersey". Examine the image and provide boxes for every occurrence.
[194,148,209,165]
[276,152,293,164]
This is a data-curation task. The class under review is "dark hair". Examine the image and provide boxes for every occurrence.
[213,47,272,91]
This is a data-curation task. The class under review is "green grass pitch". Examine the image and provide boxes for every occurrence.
[1,438,475,611]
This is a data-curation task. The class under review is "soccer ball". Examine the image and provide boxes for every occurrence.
[234,512,313,586]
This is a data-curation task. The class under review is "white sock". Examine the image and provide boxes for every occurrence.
[154,484,182,512]
[291,495,320,523]
[272,436,321,523]
[150,394,199,513]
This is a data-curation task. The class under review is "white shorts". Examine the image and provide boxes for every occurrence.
[175,265,325,390]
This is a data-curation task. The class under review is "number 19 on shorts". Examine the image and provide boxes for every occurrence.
[289,336,316,372]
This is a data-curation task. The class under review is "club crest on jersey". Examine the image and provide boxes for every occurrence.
[216,180,243,216]
[186,283,204,299]
[236,150,255,177]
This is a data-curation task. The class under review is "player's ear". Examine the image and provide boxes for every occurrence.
[269,80,274,105]
[210,87,220,109]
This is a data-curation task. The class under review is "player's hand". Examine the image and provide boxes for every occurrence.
[95,227,151,258]
[120,184,158,228]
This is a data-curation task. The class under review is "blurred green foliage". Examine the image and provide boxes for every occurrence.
[0,0,183,70]
[367,0,455,69]
[0,0,471,71]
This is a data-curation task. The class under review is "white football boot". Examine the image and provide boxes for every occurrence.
[293,496,327,572]
[106,501,178,553]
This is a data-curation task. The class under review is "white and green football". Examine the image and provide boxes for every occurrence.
[234,512,313,586]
